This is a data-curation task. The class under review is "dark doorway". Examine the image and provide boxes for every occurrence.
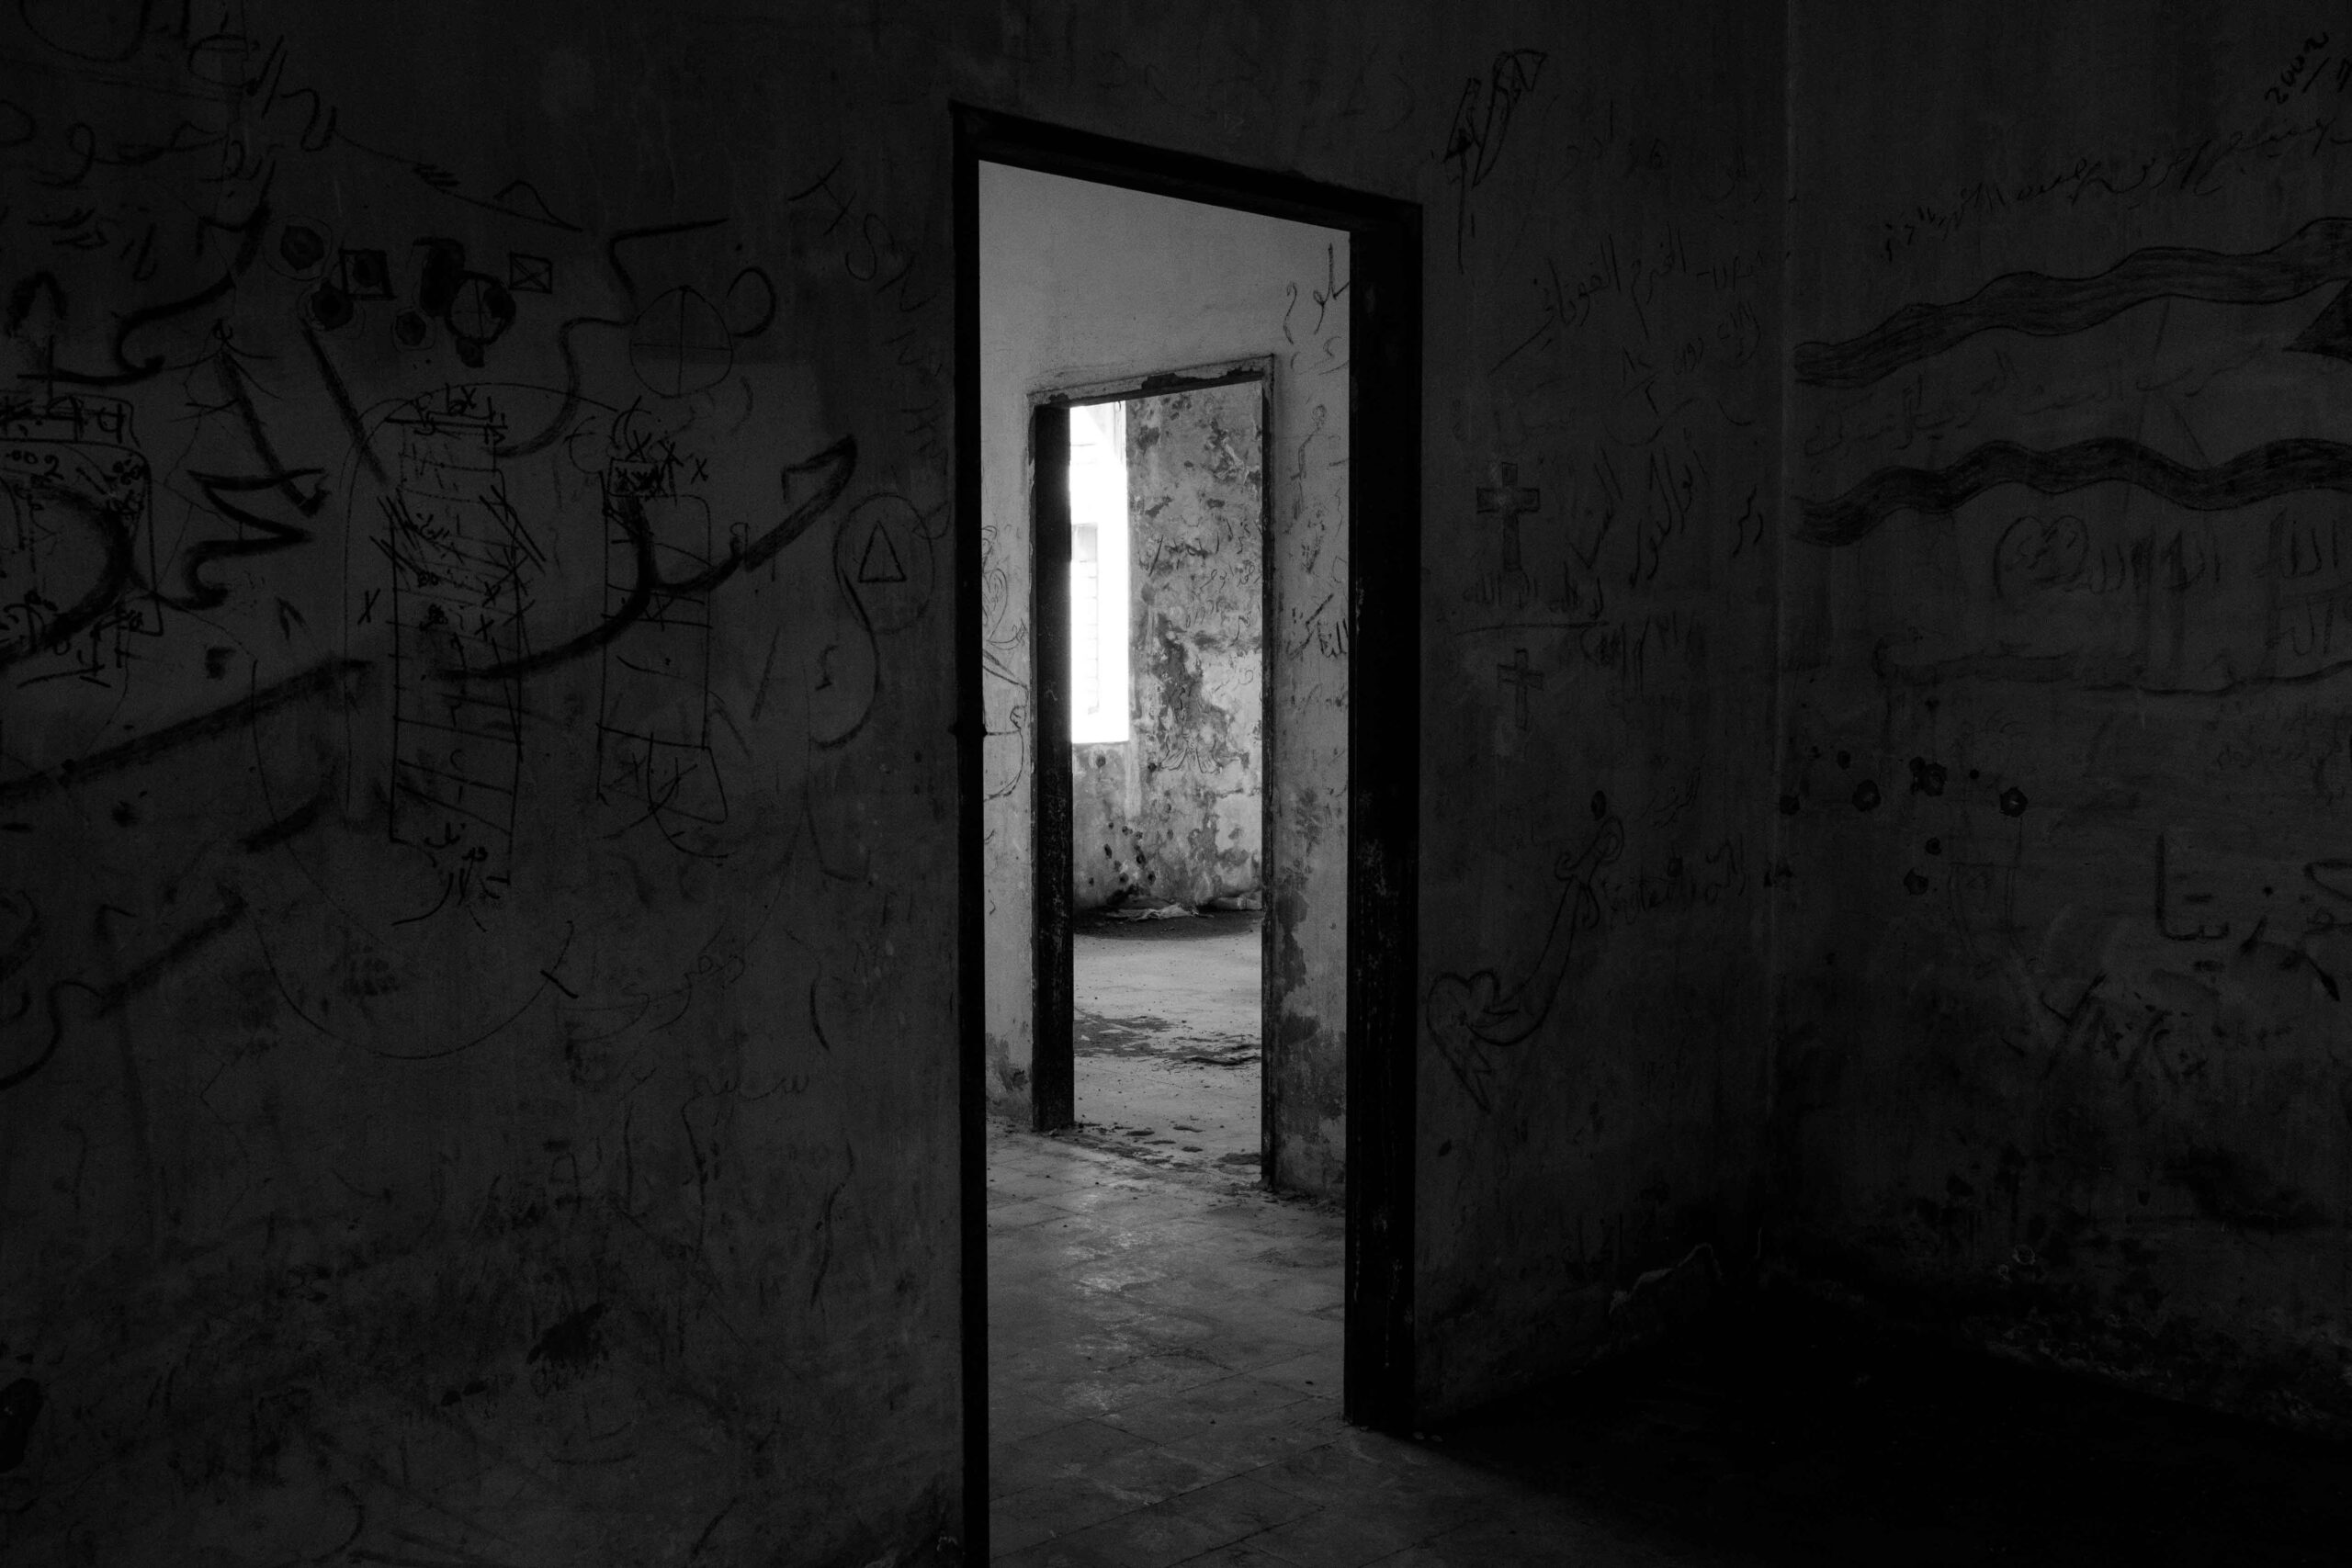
[954,107,1423,1558]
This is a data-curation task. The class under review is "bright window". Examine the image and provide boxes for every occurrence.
[1068,400,1129,743]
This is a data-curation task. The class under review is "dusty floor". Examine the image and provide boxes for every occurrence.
[992,901,2352,1563]
[987,1123,2352,1565]
[985,1122,1723,1566]
[1069,910,1261,1179]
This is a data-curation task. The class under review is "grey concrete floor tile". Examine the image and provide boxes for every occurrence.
[1157,1413,1345,1473]
[1043,1350,1242,1416]
[1409,1508,1700,1567]
[1167,1543,1298,1568]
[990,1389,1086,1445]
[994,1418,1155,1497]
[1079,1439,1239,1506]
[1237,1347,1343,1395]
[990,1472,1148,1552]
[1045,1472,1320,1568]
[1091,1374,1317,1444]
[990,1495,1068,1558]
[995,1529,1135,1568]
[1248,1434,1498,1509]
[991,1195,1090,1230]
[1241,1498,1464,1567]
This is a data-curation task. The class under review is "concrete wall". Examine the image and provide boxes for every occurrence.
[0,4,962,1561]
[1409,10,1786,1416]
[979,165,1351,1195]
[0,15,1800,1548]
[1073,384,1266,914]
[1779,0,2352,1434]
[32,0,2346,1555]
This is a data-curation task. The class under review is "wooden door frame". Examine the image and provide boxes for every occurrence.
[954,106,1424,1555]
[1025,357,1274,1138]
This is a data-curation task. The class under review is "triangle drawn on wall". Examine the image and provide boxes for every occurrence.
[856,525,908,584]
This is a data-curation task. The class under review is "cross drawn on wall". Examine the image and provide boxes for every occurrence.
[1498,646,1544,729]
[1474,460,1540,608]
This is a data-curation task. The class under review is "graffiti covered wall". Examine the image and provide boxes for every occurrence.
[0,3,958,1560]
[1409,10,1785,1415]
[1779,0,2352,1432]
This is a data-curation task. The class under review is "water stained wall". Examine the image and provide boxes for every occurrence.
[1073,383,1265,914]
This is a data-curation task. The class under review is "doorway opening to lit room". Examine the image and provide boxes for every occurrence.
[1051,372,1271,1186]
[954,110,1422,1560]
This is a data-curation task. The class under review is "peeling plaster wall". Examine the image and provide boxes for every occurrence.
[979,166,1351,1196]
[1779,0,2352,1436]
[1073,384,1266,915]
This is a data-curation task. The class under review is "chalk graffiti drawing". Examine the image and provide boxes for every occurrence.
[1798,435,2352,546]
[1425,811,1625,1111]
[0,392,157,686]
[1442,48,1547,268]
[597,417,724,829]
[379,387,536,916]
[1797,216,2352,389]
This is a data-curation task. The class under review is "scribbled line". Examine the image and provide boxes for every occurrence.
[490,314,627,458]
[0,658,369,807]
[300,323,385,483]
[1799,437,2352,546]
[40,197,273,388]
[435,436,857,682]
[0,488,133,672]
[0,891,246,1094]
[240,784,334,851]
[1797,217,2352,388]
[1424,816,1623,1113]
[606,217,728,300]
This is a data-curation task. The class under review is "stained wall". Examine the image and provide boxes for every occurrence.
[1779,0,2352,1434]
[1073,384,1267,915]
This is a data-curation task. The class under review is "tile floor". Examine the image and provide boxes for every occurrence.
[985,1122,2352,1566]
[985,1122,1727,1566]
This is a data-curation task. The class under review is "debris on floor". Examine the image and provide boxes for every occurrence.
[1073,911,1261,1178]
[1101,896,1198,920]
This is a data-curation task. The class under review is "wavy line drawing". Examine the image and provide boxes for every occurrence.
[1798,436,2352,546]
[1796,217,2352,388]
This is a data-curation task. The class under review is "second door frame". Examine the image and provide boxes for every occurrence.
[1026,358,1275,1149]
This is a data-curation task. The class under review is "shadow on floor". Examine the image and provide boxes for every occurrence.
[988,1121,2348,1565]
[1439,1292,2352,1566]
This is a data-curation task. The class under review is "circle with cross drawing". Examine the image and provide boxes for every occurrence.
[629,286,734,398]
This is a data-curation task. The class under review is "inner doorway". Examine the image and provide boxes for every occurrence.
[1052,378,1271,1182]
